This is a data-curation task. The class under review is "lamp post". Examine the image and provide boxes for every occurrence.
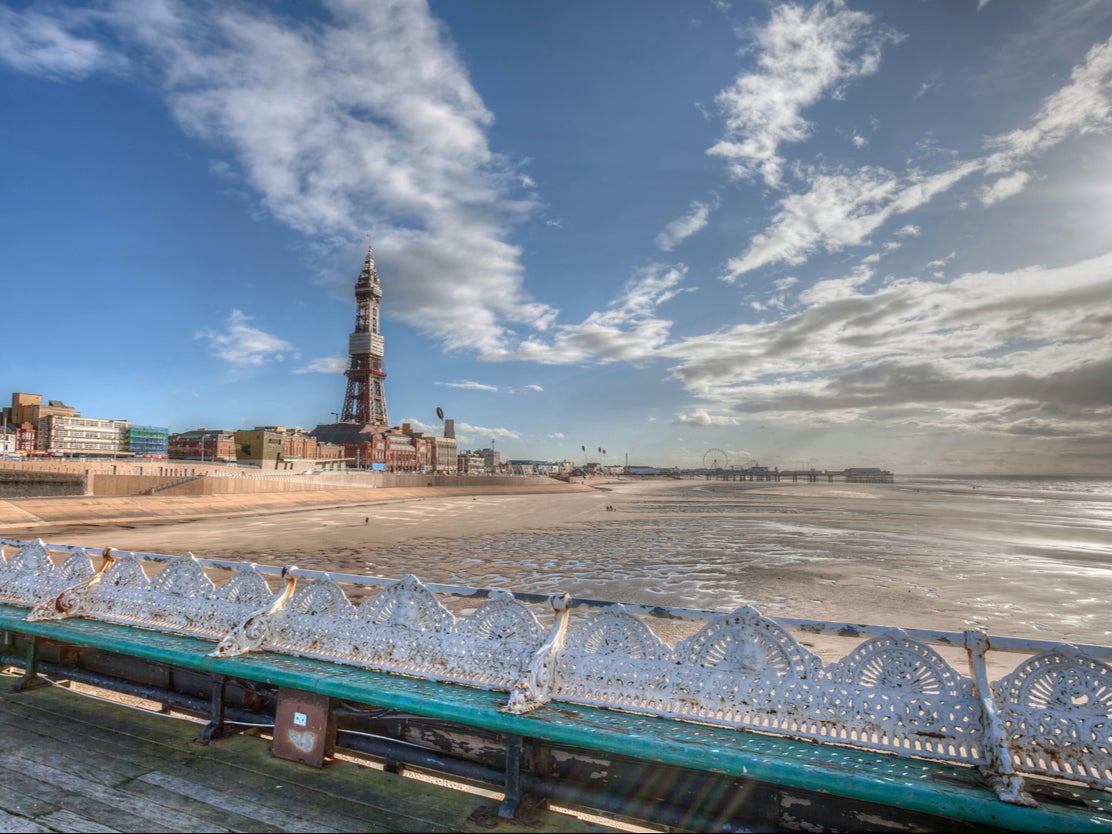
[199,433,207,463]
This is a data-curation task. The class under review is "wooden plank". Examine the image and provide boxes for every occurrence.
[0,754,218,833]
[0,688,418,833]
[0,808,53,833]
[0,688,207,765]
[0,709,194,785]
[2,687,434,832]
[136,738,618,833]
[0,676,620,834]
[0,769,61,822]
[143,766,451,834]
[31,809,119,834]
[95,776,281,834]
[0,693,341,833]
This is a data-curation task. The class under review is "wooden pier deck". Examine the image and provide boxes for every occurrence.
[0,675,626,834]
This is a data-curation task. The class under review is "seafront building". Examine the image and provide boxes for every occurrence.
[167,427,344,470]
[0,392,168,459]
[167,429,238,463]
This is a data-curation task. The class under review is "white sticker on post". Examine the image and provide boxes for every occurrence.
[293,711,307,727]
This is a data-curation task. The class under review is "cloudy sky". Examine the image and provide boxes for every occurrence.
[2,0,1111,474]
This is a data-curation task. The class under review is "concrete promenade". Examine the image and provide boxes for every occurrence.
[0,481,590,539]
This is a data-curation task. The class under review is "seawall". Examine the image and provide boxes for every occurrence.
[0,469,86,498]
[0,478,591,537]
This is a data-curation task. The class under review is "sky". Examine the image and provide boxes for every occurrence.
[2,0,1112,475]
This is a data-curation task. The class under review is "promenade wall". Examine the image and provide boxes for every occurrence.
[0,469,86,498]
[0,461,561,497]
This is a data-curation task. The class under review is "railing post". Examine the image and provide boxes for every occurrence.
[964,629,1034,806]
[210,566,298,658]
[501,593,571,714]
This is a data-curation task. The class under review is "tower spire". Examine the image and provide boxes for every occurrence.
[339,245,389,426]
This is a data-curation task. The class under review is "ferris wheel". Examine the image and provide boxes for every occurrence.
[702,448,729,471]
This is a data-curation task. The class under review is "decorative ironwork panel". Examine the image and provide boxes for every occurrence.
[214,567,274,607]
[0,539,54,606]
[0,539,94,606]
[994,645,1112,788]
[358,574,454,631]
[551,604,673,711]
[27,551,275,641]
[446,590,546,689]
[674,605,822,677]
[809,631,985,762]
[232,575,547,692]
[541,605,827,732]
[43,550,98,603]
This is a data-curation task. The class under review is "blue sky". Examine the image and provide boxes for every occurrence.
[2,0,1111,474]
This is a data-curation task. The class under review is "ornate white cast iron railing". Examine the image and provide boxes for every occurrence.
[2,537,1111,807]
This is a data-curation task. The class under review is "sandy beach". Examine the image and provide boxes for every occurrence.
[5,476,1110,669]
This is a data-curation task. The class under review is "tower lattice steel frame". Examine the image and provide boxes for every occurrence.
[339,247,389,427]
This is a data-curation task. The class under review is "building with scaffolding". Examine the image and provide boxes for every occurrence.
[311,246,457,472]
[128,425,169,459]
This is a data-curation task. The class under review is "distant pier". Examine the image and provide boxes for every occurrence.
[702,466,894,484]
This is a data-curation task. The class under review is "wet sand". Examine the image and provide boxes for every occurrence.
[8,477,1109,662]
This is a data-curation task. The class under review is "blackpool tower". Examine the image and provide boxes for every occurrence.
[339,247,389,427]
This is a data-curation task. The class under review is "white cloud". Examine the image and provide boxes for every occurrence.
[980,170,1032,205]
[985,36,1112,173]
[1,0,555,361]
[915,77,938,98]
[195,309,297,367]
[706,0,900,187]
[720,162,980,280]
[294,356,348,375]
[0,6,125,79]
[655,201,712,250]
[454,422,522,443]
[663,249,1112,439]
[926,252,955,267]
[514,264,687,365]
[674,409,741,427]
[717,34,1112,282]
[797,264,873,306]
[434,380,499,392]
